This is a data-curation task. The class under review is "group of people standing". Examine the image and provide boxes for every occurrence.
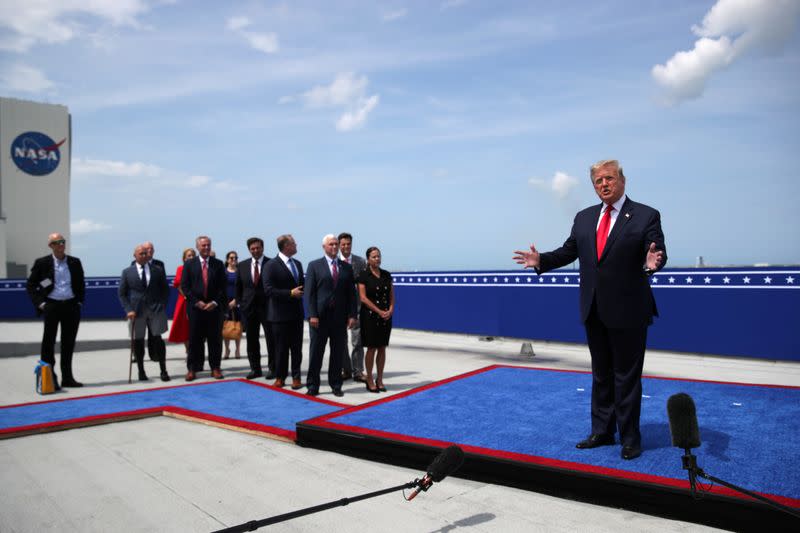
[161,232,395,396]
[29,231,396,397]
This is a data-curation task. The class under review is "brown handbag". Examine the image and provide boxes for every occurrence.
[222,313,242,340]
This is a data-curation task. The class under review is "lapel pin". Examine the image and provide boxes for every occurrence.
[625,213,630,218]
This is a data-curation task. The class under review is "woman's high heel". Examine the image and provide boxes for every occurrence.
[366,381,379,393]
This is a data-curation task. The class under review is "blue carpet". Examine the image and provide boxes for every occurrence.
[323,366,800,502]
[0,380,342,438]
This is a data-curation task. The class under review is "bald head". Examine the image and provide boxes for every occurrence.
[133,244,148,265]
[142,241,155,262]
[48,232,66,259]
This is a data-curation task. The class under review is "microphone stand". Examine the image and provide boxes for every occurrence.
[681,451,800,519]
[211,479,420,532]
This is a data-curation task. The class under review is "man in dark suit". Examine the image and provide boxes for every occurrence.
[181,235,227,381]
[305,234,357,397]
[141,241,167,363]
[264,234,305,389]
[119,244,171,381]
[337,232,368,382]
[234,237,276,379]
[25,232,86,388]
[514,159,666,460]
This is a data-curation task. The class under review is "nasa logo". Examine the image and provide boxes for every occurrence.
[10,131,66,176]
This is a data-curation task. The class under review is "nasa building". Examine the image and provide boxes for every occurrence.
[0,97,71,279]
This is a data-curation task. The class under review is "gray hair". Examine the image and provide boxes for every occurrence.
[590,159,625,180]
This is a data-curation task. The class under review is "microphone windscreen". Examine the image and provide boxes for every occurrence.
[427,446,465,482]
[667,393,701,449]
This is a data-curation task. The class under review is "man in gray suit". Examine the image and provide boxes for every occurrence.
[337,232,367,382]
[305,234,357,397]
[119,244,171,381]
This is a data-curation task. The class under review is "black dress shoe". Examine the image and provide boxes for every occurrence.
[246,371,263,379]
[576,434,615,449]
[265,370,276,380]
[332,388,344,397]
[621,446,642,460]
[61,379,84,388]
[138,372,149,382]
[342,372,352,380]
[160,372,171,382]
[306,389,319,397]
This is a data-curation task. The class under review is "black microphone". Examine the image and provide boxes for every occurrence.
[667,393,701,449]
[407,445,465,501]
[667,393,702,497]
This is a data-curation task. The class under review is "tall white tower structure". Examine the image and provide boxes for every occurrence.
[0,97,71,278]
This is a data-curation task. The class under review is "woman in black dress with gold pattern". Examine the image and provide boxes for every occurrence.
[357,247,395,393]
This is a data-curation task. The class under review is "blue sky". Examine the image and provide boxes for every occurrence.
[2,0,799,275]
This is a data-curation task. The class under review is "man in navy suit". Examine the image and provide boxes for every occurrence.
[264,234,305,389]
[119,244,170,381]
[514,159,666,460]
[235,237,276,379]
[305,234,357,397]
[181,235,227,381]
[26,232,86,388]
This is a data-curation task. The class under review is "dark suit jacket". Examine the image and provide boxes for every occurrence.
[118,263,169,314]
[180,256,227,310]
[235,257,269,317]
[538,197,667,328]
[305,256,357,322]
[264,255,305,322]
[26,255,85,314]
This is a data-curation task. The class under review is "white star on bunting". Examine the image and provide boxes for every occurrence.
[764,277,772,284]
[787,276,795,284]
[743,277,751,284]
[686,277,693,284]
[723,277,730,284]
[704,277,711,284]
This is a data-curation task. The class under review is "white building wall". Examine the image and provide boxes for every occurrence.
[0,97,71,278]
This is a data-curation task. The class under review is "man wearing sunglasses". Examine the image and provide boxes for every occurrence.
[26,233,86,388]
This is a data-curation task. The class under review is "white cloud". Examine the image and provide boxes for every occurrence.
[71,218,111,235]
[383,9,408,22]
[227,15,279,54]
[72,157,243,192]
[184,175,211,187]
[336,95,380,131]
[243,32,278,54]
[292,72,380,131]
[0,64,55,93]
[529,171,579,200]
[302,72,369,108]
[652,0,800,104]
[226,16,251,31]
[0,0,149,52]
[74,157,161,178]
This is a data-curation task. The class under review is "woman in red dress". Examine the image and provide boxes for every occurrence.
[168,247,195,354]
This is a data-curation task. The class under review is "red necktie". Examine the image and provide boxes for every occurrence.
[596,205,614,260]
[202,259,208,299]
[331,259,339,286]
[253,259,260,285]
